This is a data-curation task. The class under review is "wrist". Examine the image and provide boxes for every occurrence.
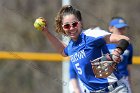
[114,48,122,55]
[74,88,81,93]
[42,26,48,32]
[116,39,129,54]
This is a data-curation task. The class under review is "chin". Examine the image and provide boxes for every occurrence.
[69,34,78,40]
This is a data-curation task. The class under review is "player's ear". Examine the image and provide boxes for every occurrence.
[79,21,83,28]
[109,26,113,33]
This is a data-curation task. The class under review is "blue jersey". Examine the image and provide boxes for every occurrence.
[102,43,133,77]
[66,28,122,91]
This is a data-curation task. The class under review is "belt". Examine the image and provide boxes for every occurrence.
[90,81,120,93]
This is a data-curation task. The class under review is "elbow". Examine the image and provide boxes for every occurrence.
[117,34,130,43]
[117,39,130,54]
[125,36,130,41]
[123,36,130,43]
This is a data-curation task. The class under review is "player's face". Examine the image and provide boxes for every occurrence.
[109,26,128,35]
[62,14,82,41]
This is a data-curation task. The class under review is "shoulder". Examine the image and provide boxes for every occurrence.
[82,27,111,38]
[127,44,133,51]
[129,43,133,48]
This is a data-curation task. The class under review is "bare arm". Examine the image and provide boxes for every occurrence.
[70,78,81,93]
[42,27,67,57]
[104,34,130,62]
[104,34,130,44]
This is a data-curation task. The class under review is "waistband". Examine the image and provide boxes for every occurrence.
[89,80,122,93]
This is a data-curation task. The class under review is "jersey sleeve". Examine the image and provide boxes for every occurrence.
[93,36,107,47]
[83,27,111,38]
[85,35,106,48]
[64,47,68,56]
[83,27,110,47]
[127,44,133,64]
[69,61,77,79]
[101,44,110,54]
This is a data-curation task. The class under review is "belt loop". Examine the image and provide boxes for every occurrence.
[108,81,119,92]
[108,85,114,91]
[84,89,86,93]
[113,82,118,88]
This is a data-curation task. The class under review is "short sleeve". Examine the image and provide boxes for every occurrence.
[69,62,77,79]
[83,27,111,38]
[64,47,68,56]
[128,44,133,64]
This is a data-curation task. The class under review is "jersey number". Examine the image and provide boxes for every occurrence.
[75,63,82,75]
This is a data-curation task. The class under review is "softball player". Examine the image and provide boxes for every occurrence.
[69,27,111,93]
[69,18,133,93]
[69,26,132,93]
[103,17,133,93]
[41,5,130,93]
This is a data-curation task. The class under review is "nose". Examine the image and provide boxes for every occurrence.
[69,26,76,30]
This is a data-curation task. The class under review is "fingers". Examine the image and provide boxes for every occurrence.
[38,17,47,27]
[111,48,122,63]
[34,17,48,31]
[42,26,48,32]
[111,54,121,63]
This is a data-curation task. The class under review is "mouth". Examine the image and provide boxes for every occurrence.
[69,30,77,36]
[70,31,76,34]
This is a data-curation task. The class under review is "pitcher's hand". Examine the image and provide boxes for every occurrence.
[111,48,122,63]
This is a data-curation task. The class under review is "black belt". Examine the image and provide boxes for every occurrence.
[90,82,119,93]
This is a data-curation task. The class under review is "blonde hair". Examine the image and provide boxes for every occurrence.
[55,5,82,35]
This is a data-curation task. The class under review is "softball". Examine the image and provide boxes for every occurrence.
[34,17,46,31]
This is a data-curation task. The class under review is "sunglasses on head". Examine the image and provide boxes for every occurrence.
[62,21,79,30]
